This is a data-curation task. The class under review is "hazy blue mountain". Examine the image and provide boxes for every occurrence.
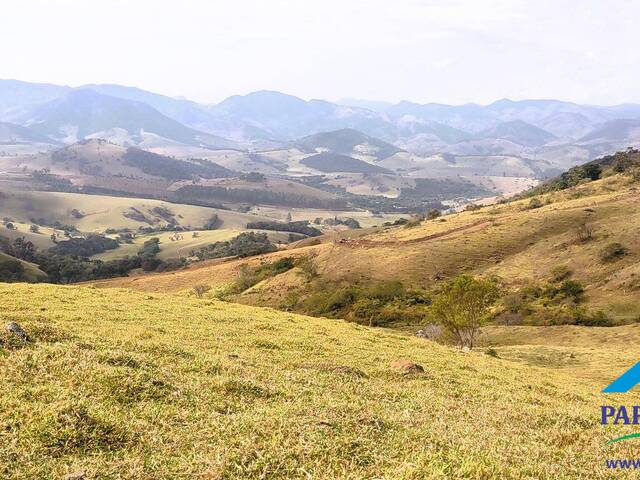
[209,90,395,141]
[337,98,394,112]
[300,152,392,174]
[477,120,557,147]
[79,84,216,132]
[0,121,59,144]
[20,90,238,149]
[579,119,640,143]
[0,79,70,121]
[534,112,597,139]
[295,128,403,160]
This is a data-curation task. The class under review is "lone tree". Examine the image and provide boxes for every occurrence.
[431,275,500,349]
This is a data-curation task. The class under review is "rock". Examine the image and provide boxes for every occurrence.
[390,359,424,374]
[63,472,85,480]
[6,322,28,341]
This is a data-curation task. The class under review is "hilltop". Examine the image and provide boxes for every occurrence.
[96,150,640,325]
[0,283,637,478]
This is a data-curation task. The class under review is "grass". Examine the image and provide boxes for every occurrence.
[98,173,640,323]
[94,229,293,261]
[0,283,639,478]
[0,190,265,232]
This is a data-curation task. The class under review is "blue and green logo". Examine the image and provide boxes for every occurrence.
[602,362,640,444]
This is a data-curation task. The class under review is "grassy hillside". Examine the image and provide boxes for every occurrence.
[94,229,293,261]
[300,152,392,174]
[0,283,637,478]
[97,166,640,323]
[0,190,264,232]
[0,252,47,282]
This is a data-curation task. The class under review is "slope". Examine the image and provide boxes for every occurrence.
[21,90,238,149]
[295,128,403,160]
[96,154,640,322]
[0,283,634,478]
[300,152,392,174]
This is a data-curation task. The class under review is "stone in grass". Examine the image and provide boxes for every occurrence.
[390,359,424,375]
[63,472,85,480]
[6,322,28,341]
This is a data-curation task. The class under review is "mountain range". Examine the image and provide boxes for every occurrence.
[2,79,640,176]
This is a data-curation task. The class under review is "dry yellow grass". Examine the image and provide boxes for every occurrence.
[1,283,639,478]
[96,173,640,321]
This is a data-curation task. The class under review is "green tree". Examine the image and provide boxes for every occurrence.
[431,275,500,349]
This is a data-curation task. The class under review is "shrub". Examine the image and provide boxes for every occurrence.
[527,198,543,210]
[573,309,614,327]
[431,275,500,349]
[557,280,585,301]
[193,284,211,298]
[576,222,594,243]
[550,265,573,282]
[427,209,442,220]
[600,242,628,262]
[29,225,40,233]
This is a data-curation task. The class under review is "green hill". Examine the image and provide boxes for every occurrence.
[0,283,632,478]
[300,152,392,174]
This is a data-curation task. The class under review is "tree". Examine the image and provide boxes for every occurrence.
[286,212,293,223]
[192,284,211,298]
[430,275,500,349]
[427,208,442,220]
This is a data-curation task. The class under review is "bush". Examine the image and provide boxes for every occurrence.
[576,223,594,243]
[29,225,40,233]
[573,308,614,327]
[557,280,585,301]
[193,284,211,298]
[430,275,500,349]
[427,209,442,220]
[600,242,628,262]
[527,198,543,210]
[550,265,573,282]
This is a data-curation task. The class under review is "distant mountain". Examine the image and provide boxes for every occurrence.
[79,84,217,133]
[2,79,640,175]
[533,112,597,139]
[337,98,394,112]
[477,120,557,147]
[20,90,238,149]
[579,119,640,143]
[45,139,234,181]
[0,79,70,121]
[295,128,402,160]
[209,90,394,141]
[300,152,392,174]
[0,121,59,145]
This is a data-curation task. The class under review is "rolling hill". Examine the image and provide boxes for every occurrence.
[97,149,640,325]
[0,121,59,145]
[477,120,557,147]
[19,90,238,149]
[295,128,403,160]
[0,282,636,478]
[300,152,392,174]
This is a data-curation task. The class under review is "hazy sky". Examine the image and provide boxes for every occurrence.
[2,0,639,105]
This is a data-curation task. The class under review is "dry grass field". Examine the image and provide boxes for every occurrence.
[96,172,640,322]
[1,283,639,479]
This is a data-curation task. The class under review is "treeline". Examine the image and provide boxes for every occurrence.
[174,185,349,209]
[122,148,233,181]
[190,232,277,261]
[0,235,180,284]
[246,221,322,237]
[527,148,640,196]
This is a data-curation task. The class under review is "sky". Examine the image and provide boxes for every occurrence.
[1,0,639,106]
